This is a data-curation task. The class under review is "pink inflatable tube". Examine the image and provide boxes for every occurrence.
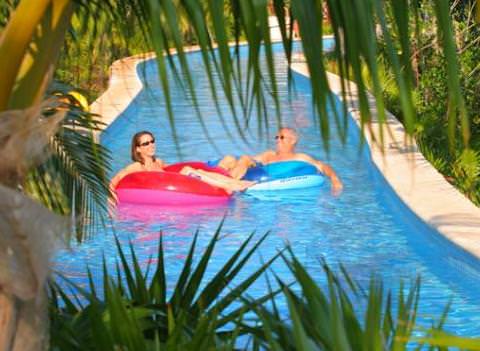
[115,162,232,206]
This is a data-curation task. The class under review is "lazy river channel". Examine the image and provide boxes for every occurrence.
[54,40,480,336]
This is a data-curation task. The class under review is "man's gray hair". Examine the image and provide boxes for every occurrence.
[279,126,298,140]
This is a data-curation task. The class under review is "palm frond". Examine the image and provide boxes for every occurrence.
[25,96,112,241]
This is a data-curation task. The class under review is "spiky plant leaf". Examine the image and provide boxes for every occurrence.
[50,224,277,349]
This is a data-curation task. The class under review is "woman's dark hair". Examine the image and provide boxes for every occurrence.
[131,131,155,163]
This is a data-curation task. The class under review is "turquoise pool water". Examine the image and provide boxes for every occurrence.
[55,41,480,336]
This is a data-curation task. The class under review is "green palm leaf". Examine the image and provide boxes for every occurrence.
[25,97,111,241]
[249,252,480,350]
[50,224,278,349]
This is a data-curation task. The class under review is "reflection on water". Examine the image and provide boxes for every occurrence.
[116,202,229,226]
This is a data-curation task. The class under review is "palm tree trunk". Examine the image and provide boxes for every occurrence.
[0,292,49,351]
[0,106,66,351]
[0,293,16,351]
[11,292,49,351]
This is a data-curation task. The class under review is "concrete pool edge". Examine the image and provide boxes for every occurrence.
[91,41,480,259]
[89,40,271,132]
[90,53,153,131]
[88,36,318,132]
[290,63,480,259]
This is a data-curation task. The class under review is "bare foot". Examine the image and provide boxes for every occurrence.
[180,166,194,175]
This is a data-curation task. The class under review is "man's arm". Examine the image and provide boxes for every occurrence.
[297,154,343,193]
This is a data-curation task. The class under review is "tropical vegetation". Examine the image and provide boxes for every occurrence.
[1,0,479,350]
[326,0,480,205]
[49,227,480,350]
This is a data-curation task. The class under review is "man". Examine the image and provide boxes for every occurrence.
[218,127,343,193]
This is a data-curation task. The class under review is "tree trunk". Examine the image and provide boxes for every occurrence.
[0,290,48,351]
[0,292,16,351]
[11,291,48,351]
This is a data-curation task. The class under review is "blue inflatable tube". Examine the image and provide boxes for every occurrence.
[243,161,325,191]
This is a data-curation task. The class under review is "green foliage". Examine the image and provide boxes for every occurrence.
[252,254,422,350]
[53,1,243,102]
[250,253,480,350]
[49,224,281,350]
[54,3,149,101]
[346,0,480,206]
[1,1,479,348]
[49,228,480,350]
[452,148,480,201]
[24,90,112,241]
[1,0,475,166]
[408,3,480,204]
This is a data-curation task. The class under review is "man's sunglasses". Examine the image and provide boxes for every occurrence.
[138,139,155,147]
[275,135,286,140]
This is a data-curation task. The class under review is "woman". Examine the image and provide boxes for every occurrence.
[110,131,254,199]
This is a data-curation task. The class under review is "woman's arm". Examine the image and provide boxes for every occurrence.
[109,163,141,191]
[156,158,167,169]
[108,163,140,207]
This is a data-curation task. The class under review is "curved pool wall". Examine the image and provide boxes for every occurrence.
[57,40,480,336]
[327,83,480,302]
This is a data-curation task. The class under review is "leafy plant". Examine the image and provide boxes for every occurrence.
[54,3,150,100]
[49,223,281,350]
[248,253,480,350]
[1,0,478,349]
[325,1,480,206]
[376,1,480,205]
[49,229,480,350]
[452,148,480,203]
[25,91,112,241]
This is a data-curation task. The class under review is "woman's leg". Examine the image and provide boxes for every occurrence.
[180,166,255,192]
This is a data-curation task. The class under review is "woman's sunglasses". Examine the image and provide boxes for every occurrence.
[275,135,286,140]
[138,139,155,147]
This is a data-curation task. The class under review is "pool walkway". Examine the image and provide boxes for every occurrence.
[92,44,480,259]
[90,52,154,128]
[290,60,480,259]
